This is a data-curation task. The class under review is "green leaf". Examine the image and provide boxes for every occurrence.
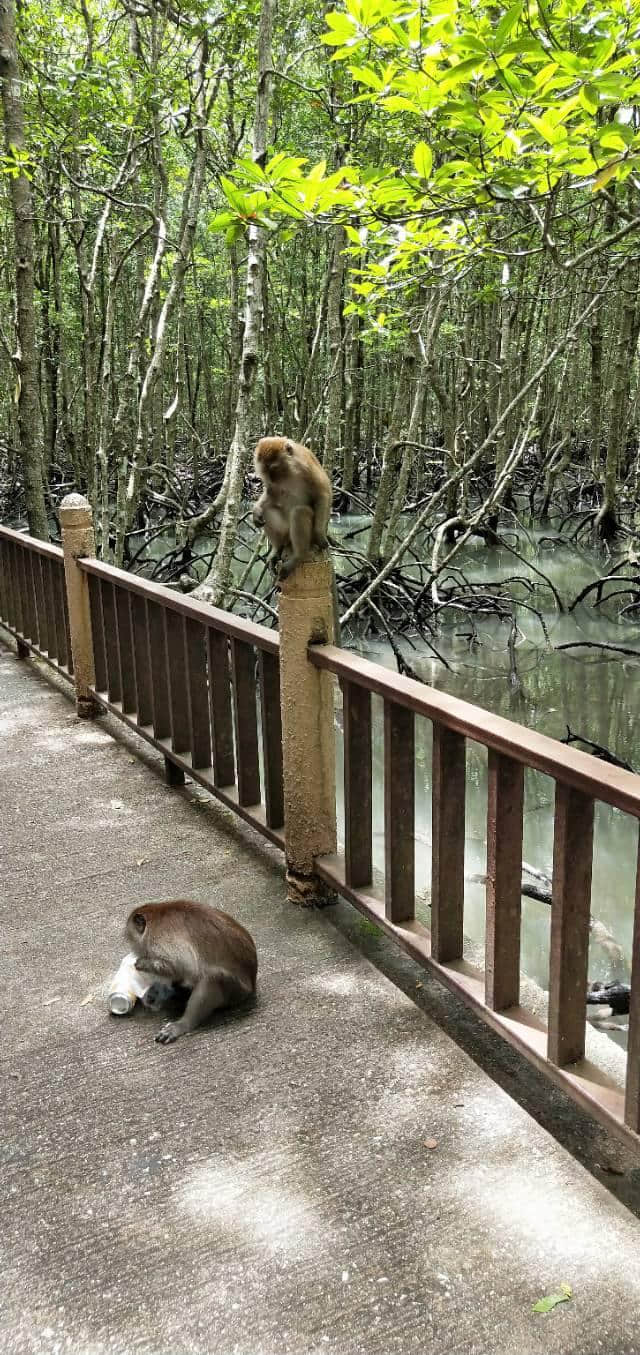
[412,141,433,179]
[532,1284,572,1315]
[440,56,485,92]
[350,64,382,89]
[579,84,599,114]
[494,2,523,49]
[209,211,236,231]
[593,160,621,190]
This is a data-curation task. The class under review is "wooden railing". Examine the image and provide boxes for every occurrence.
[80,557,284,847]
[310,644,640,1147]
[0,524,73,682]
[2,514,640,1152]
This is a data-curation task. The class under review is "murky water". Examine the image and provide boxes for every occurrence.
[332,521,640,1047]
[143,516,640,1043]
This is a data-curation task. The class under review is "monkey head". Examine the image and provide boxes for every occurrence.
[254,436,294,480]
[126,908,148,951]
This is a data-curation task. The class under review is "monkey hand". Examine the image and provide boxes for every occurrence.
[135,956,173,978]
[313,534,329,552]
[155,1021,186,1045]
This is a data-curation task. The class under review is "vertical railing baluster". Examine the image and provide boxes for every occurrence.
[184,618,212,770]
[1,540,12,626]
[12,543,26,637]
[18,544,35,640]
[100,580,121,704]
[164,610,190,756]
[11,544,25,639]
[343,680,372,888]
[431,724,466,962]
[43,559,58,662]
[130,594,152,726]
[147,600,171,740]
[384,700,415,923]
[230,638,261,806]
[11,543,25,636]
[0,539,13,626]
[114,585,136,713]
[258,649,284,829]
[624,831,640,1132]
[54,562,70,669]
[0,539,8,622]
[61,565,74,675]
[26,552,41,647]
[485,750,524,1010]
[548,782,594,1066]
[87,574,107,692]
[207,629,235,787]
[32,554,48,654]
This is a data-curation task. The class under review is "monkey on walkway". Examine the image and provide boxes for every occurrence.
[125,900,257,1045]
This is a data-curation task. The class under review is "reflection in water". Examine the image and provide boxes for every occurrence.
[333,523,640,1052]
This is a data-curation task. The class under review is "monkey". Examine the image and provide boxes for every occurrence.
[252,436,332,579]
[141,979,192,1014]
[252,435,342,642]
[125,900,258,1045]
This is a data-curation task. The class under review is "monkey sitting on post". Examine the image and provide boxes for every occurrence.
[252,435,341,640]
[126,899,257,1045]
[252,436,332,578]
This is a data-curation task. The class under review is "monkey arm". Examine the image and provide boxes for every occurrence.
[312,494,331,549]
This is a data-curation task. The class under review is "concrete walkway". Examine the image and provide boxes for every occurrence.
[2,630,640,1355]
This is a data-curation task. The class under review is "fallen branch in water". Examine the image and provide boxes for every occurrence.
[467,862,627,975]
[555,641,640,660]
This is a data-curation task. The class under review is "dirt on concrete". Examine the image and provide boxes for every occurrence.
[1,632,640,1355]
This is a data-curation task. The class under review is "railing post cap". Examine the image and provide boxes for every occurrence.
[60,493,93,525]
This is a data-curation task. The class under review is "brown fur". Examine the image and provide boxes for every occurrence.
[125,899,257,1045]
[252,436,332,579]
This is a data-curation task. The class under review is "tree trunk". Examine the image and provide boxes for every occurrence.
[596,263,639,540]
[194,0,275,604]
[322,223,346,477]
[367,346,415,563]
[0,0,47,537]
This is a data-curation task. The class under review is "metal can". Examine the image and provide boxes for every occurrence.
[108,952,153,1015]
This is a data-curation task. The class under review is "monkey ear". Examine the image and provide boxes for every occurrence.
[284,439,294,455]
[132,912,147,933]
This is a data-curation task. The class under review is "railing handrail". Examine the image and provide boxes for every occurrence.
[310,643,640,817]
[78,554,279,654]
[4,511,640,1149]
[0,523,64,562]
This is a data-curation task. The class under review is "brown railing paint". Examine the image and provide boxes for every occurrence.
[309,644,640,1152]
[0,525,73,683]
[3,525,640,1152]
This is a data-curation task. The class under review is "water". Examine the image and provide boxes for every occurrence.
[333,522,640,1048]
[143,516,640,1045]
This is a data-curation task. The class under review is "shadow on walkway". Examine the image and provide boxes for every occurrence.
[2,632,640,1355]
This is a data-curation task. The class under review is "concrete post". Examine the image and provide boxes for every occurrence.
[60,493,98,719]
[278,557,337,905]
